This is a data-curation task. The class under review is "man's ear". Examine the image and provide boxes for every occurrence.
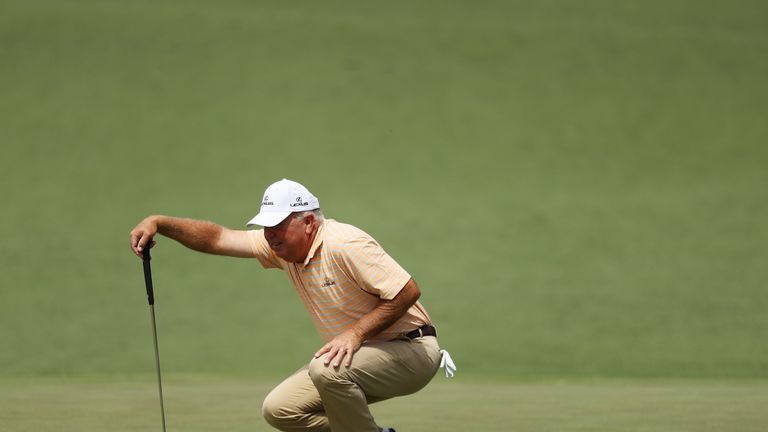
[303,213,316,234]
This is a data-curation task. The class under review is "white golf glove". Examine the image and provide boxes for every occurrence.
[439,349,457,378]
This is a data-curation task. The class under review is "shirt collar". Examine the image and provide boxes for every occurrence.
[302,219,327,267]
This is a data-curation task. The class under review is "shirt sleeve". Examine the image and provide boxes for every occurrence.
[333,235,412,300]
[246,229,284,269]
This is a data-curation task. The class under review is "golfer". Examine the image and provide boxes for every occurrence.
[129,179,452,432]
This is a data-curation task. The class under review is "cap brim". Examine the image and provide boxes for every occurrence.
[246,211,291,227]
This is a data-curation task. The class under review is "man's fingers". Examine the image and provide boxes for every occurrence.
[324,346,341,365]
[343,349,355,367]
[331,347,347,367]
[137,234,147,251]
[129,232,155,258]
[130,232,143,258]
[328,346,355,368]
[130,217,159,258]
[314,332,362,367]
[314,343,331,358]
[138,234,155,251]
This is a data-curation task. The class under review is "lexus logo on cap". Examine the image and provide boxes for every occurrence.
[262,195,274,206]
[291,196,309,207]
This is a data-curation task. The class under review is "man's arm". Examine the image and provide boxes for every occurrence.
[129,215,254,258]
[314,278,422,368]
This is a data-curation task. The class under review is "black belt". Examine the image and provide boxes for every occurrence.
[405,325,437,339]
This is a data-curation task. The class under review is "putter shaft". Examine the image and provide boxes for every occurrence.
[150,304,167,432]
[143,247,167,432]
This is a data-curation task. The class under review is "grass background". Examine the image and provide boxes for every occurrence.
[3,379,767,432]
[1,0,767,430]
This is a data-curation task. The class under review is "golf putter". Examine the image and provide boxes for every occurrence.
[143,246,167,432]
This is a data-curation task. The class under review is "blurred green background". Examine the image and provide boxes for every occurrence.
[1,0,766,385]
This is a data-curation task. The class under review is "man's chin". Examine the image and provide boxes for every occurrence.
[275,251,297,263]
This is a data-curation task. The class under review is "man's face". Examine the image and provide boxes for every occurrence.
[263,214,314,263]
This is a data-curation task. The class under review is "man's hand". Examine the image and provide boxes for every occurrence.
[311,279,422,369]
[314,329,364,368]
[130,216,158,258]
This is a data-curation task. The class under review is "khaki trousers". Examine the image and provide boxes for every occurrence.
[262,336,441,432]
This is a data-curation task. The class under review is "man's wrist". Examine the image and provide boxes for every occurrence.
[351,326,367,341]
[150,215,171,234]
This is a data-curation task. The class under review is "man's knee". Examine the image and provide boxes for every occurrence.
[262,391,299,430]
[308,356,343,388]
[261,394,283,428]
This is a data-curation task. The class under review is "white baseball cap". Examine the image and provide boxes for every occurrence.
[246,179,320,227]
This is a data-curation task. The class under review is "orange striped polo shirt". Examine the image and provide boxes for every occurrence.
[246,219,431,342]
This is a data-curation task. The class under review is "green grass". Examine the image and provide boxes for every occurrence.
[1,0,767,383]
[2,378,767,432]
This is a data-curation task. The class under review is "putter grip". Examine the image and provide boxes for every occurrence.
[142,247,155,305]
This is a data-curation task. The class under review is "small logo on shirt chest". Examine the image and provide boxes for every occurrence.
[321,277,336,288]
